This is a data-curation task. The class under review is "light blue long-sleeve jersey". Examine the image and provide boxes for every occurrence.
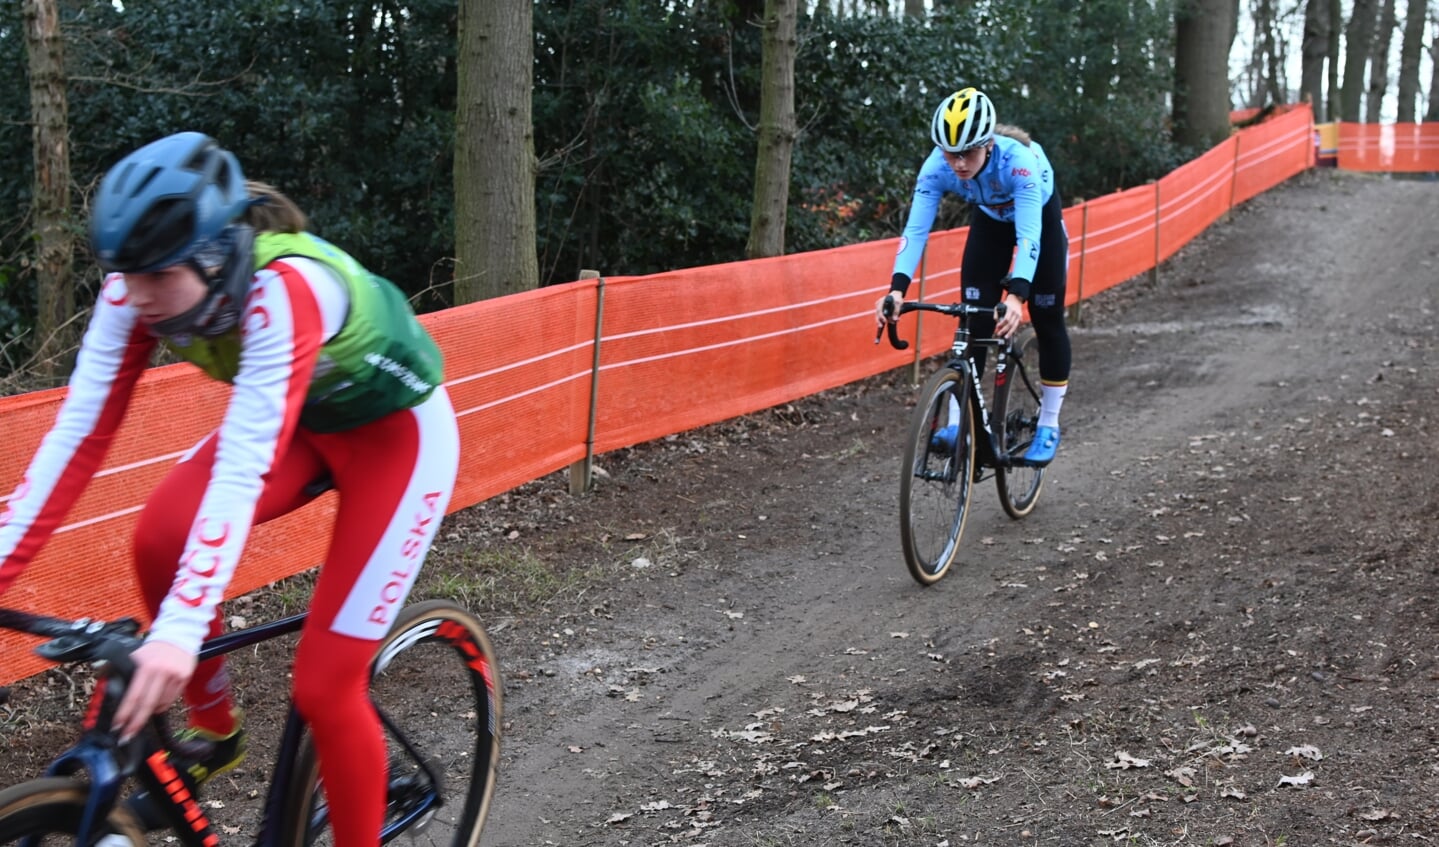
[891,133,1056,285]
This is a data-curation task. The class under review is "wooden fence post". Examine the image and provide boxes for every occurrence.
[1151,182,1161,288]
[1068,202,1088,326]
[570,269,603,495]
[910,250,927,384]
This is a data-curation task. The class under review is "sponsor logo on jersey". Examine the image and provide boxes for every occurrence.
[365,352,433,394]
[173,518,232,608]
[1012,167,1030,177]
[368,490,444,627]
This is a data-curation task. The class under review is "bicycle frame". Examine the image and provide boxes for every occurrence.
[29,611,310,847]
[888,299,1027,472]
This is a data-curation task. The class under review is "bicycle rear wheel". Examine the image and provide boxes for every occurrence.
[899,366,976,586]
[0,777,147,846]
[994,329,1045,519]
[278,600,502,847]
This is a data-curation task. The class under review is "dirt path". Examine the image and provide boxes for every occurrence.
[474,169,1439,846]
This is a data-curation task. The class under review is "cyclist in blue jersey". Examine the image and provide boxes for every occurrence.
[875,87,1071,465]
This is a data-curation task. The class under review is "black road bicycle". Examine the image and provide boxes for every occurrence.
[0,599,501,847]
[881,298,1046,586]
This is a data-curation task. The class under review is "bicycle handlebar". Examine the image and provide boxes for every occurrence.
[877,300,1008,351]
[0,607,143,678]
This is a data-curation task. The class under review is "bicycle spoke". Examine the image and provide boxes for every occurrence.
[900,369,975,585]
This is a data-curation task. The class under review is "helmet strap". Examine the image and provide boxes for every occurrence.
[144,225,255,338]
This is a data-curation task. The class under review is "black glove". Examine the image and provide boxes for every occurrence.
[889,272,911,296]
[1002,275,1032,303]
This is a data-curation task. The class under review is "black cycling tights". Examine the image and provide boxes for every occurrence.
[960,193,1072,385]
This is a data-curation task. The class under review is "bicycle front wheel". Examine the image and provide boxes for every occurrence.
[278,600,502,847]
[899,366,976,586]
[994,330,1045,519]
[0,777,147,846]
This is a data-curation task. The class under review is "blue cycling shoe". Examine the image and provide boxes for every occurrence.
[1023,425,1060,466]
[930,423,958,454]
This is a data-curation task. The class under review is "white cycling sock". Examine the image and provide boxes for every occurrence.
[1039,382,1067,429]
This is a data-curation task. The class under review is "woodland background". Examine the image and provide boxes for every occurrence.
[4,0,1436,386]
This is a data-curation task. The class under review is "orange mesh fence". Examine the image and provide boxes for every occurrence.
[1071,184,1157,298]
[1233,105,1314,205]
[433,279,603,503]
[589,239,908,453]
[1339,122,1439,171]
[0,101,1369,684]
[1158,137,1240,263]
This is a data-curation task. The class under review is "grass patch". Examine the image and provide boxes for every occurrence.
[415,545,598,611]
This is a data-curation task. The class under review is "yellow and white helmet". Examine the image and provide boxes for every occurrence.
[930,87,996,152]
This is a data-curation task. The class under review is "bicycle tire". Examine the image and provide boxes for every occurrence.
[277,600,502,847]
[899,366,976,586]
[0,777,147,846]
[994,329,1045,519]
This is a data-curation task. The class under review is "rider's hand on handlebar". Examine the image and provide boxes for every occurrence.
[113,639,197,742]
[995,292,1026,338]
[875,292,902,329]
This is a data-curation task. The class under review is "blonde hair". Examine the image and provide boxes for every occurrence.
[240,180,309,233]
[994,123,1032,146]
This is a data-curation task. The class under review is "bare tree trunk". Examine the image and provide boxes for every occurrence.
[746,0,797,260]
[1173,0,1236,149]
[1340,0,1377,120]
[1428,18,1439,120]
[1364,0,1396,122]
[1243,0,1287,108]
[454,0,538,303]
[1079,2,1115,106]
[1395,0,1429,121]
[22,0,73,384]
[1326,0,1342,119]
[904,0,924,17]
[1300,0,1329,115]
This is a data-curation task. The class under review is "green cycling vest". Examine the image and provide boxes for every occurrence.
[161,232,444,433]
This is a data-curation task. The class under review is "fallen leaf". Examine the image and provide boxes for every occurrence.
[1105,751,1151,769]
[1165,766,1196,787]
[1284,744,1323,761]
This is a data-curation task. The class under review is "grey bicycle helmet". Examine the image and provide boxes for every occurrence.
[89,132,256,336]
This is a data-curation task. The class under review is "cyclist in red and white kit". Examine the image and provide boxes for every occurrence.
[0,132,459,847]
